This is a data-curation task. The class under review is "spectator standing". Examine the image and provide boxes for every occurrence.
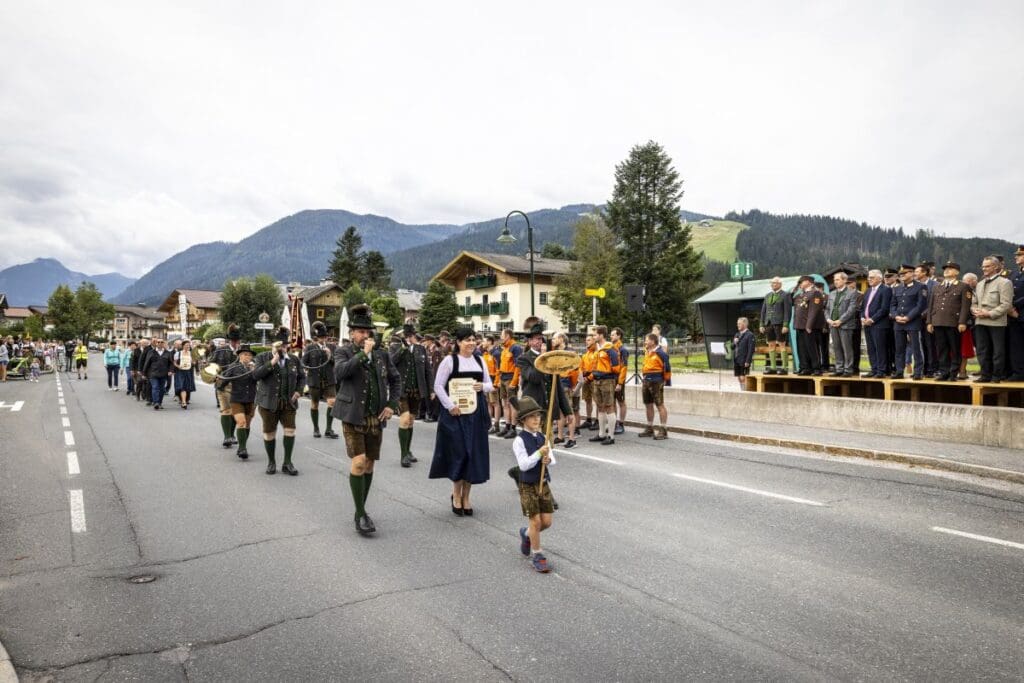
[825,272,859,376]
[890,265,929,379]
[30,356,41,382]
[971,256,1013,382]
[759,277,793,374]
[861,269,893,378]
[104,341,121,390]
[142,338,173,409]
[0,340,8,382]
[64,339,75,372]
[958,273,979,379]
[1006,245,1024,382]
[925,261,971,381]
[793,276,826,375]
[638,332,671,439]
[733,317,756,389]
[73,340,89,380]
[122,341,136,396]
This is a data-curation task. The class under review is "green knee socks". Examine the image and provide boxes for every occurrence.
[264,437,276,463]
[398,427,412,456]
[236,427,248,451]
[363,472,373,503]
[349,474,366,519]
[325,413,334,432]
[283,435,295,465]
[310,408,319,431]
[220,415,234,439]
[768,350,777,367]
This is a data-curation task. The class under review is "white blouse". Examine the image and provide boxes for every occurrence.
[433,353,494,410]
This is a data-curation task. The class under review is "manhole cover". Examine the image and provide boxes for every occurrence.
[128,575,157,584]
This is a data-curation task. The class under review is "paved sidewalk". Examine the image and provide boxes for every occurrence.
[620,407,1024,485]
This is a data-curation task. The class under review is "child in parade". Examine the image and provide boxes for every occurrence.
[512,396,556,573]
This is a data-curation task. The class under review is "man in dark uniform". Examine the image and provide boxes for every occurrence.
[916,262,938,375]
[890,264,929,379]
[211,324,242,448]
[759,276,793,374]
[883,267,899,374]
[253,326,305,475]
[1006,246,1024,382]
[423,334,442,422]
[332,305,401,535]
[303,321,338,439]
[389,324,430,467]
[926,261,972,381]
[793,275,826,375]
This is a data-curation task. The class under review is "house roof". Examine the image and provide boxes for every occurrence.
[396,289,424,311]
[694,277,803,305]
[28,305,48,316]
[114,305,165,320]
[293,282,343,302]
[822,262,869,279]
[157,289,222,312]
[433,251,573,282]
[3,306,33,319]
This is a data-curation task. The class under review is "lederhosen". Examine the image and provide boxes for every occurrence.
[304,343,335,402]
[211,345,238,411]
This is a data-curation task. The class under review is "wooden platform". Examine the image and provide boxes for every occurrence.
[744,373,1024,408]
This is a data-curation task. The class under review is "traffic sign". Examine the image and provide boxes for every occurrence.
[254,322,274,330]
[258,312,270,323]
[730,262,753,280]
[584,287,606,299]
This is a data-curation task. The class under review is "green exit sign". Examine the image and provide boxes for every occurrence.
[730,262,753,279]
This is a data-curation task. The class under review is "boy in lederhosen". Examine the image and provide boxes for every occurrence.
[216,344,257,459]
[512,396,556,573]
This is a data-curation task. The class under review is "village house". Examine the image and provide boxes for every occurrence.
[97,305,168,341]
[157,289,222,336]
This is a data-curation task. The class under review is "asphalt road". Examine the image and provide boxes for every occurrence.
[1,367,1023,681]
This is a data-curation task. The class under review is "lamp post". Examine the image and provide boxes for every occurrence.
[497,210,535,319]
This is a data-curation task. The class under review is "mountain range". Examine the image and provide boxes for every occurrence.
[0,258,135,306]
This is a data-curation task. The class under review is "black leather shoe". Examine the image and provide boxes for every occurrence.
[237,449,248,459]
[313,430,322,438]
[324,429,339,439]
[266,462,276,474]
[507,466,521,483]
[228,437,238,446]
[281,463,298,475]
[401,454,412,468]
[463,507,473,516]
[974,376,992,383]
[601,436,615,446]
[504,429,517,439]
[222,439,233,449]
[891,373,904,379]
[796,371,812,376]
[357,514,376,534]
[408,453,418,463]
[588,435,604,442]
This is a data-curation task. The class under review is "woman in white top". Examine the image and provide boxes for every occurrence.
[428,326,494,516]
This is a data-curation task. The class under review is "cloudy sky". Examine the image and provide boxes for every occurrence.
[2,1,1022,276]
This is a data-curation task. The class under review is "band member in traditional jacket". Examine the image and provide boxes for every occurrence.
[759,277,793,374]
[212,324,242,447]
[793,276,825,375]
[390,324,430,467]
[303,321,338,439]
[429,326,493,516]
[254,327,305,475]
[332,305,401,536]
[216,344,258,459]
[926,261,972,381]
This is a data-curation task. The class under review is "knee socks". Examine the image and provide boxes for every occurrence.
[310,408,319,431]
[325,413,334,432]
[398,427,412,456]
[349,474,366,519]
[768,349,777,367]
[283,435,295,465]
[363,472,373,503]
[264,437,276,463]
[220,415,234,439]
[597,412,607,435]
[236,427,248,450]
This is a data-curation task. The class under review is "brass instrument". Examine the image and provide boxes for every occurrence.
[532,350,581,492]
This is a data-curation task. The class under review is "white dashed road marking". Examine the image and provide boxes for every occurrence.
[60,406,67,414]
[67,451,80,475]
[671,472,825,506]
[61,417,71,427]
[64,431,75,446]
[932,526,1024,551]
[69,490,87,532]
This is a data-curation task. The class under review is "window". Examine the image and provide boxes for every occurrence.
[497,321,513,332]
[501,292,508,302]
[316,308,325,319]
[482,295,489,306]
[465,296,471,307]
[539,292,549,305]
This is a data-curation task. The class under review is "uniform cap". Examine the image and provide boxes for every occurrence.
[899,264,915,273]
[797,275,814,284]
[883,267,898,276]
[919,260,935,268]
[942,261,961,271]
[1015,245,1024,256]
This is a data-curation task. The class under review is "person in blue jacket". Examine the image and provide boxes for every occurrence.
[890,264,929,379]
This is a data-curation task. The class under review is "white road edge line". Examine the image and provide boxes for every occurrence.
[932,526,1024,551]
[61,417,71,427]
[64,431,75,446]
[67,451,80,475]
[69,489,87,532]
[554,449,625,465]
[671,472,825,506]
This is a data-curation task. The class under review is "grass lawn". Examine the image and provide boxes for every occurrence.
[687,220,747,262]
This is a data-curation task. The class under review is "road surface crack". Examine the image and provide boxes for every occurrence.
[126,529,326,570]
[431,617,514,680]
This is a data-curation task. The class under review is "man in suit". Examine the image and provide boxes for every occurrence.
[890,264,929,379]
[141,338,173,409]
[916,262,938,375]
[759,277,793,374]
[793,275,826,375]
[304,321,338,440]
[1006,245,1024,382]
[926,261,972,381]
[882,267,899,374]
[825,272,860,376]
[389,324,430,468]
[253,326,306,475]
[861,269,893,378]
[333,305,401,535]
[971,256,1014,382]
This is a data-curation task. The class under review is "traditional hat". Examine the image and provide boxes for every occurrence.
[402,323,416,337]
[453,326,476,342]
[311,321,327,338]
[797,275,814,284]
[942,260,961,271]
[438,330,451,338]
[513,396,543,423]
[346,304,374,330]
[1015,245,1024,256]
[226,323,242,341]
[899,264,915,274]
[274,325,290,343]
[237,344,253,355]
[423,333,436,342]
[526,322,545,338]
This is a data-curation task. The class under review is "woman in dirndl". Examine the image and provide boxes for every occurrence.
[429,326,493,516]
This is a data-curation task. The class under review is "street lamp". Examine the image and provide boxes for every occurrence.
[497,210,535,318]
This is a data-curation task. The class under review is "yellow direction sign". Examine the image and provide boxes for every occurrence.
[584,287,606,299]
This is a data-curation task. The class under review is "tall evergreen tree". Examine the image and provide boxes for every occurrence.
[550,215,625,329]
[418,280,459,334]
[361,250,393,293]
[605,141,704,329]
[327,226,363,289]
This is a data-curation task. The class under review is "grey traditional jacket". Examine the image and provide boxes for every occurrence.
[825,287,860,330]
[253,350,305,411]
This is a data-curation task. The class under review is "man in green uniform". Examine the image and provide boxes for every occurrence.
[253,327,305,475]
[303,321,338,439]
[211,324,243,448]
[389,324,430,468]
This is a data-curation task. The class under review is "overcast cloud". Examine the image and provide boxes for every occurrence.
[1,1,1022,276]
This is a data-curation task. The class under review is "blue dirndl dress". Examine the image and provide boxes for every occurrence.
[428,354,491,484]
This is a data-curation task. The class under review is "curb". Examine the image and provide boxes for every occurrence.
[623,420,1024,486]
[0,640,17,683]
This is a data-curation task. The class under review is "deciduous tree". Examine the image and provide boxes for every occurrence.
[550,216,625,329]
[72,282,115,341]
[219,274,284,340]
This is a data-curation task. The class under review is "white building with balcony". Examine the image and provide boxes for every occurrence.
[432,251,572,333]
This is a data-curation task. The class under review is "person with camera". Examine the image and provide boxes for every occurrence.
[253,326,305,475]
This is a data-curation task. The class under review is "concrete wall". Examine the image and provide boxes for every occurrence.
[626,385,1021,449]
